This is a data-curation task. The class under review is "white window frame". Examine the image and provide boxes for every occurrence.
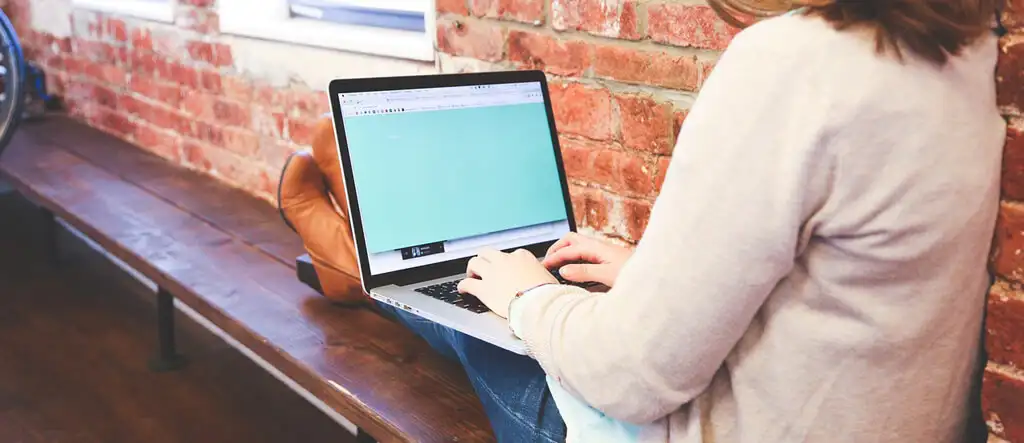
[71,0,175,23]
[220,0,435,62]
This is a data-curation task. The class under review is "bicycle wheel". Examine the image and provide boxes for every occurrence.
[0,9,25,158]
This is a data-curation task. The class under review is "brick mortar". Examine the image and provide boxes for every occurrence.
[438,12,723,60]
[988,361,1024,381]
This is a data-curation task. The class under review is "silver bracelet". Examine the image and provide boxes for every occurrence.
[507,282,558,335]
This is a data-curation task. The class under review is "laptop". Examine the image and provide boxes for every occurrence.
[327,71,580,355]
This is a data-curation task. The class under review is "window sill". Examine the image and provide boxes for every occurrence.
[221,16,435,62]
[71,0,175,23]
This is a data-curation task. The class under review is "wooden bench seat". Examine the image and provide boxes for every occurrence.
[0,115,493,443]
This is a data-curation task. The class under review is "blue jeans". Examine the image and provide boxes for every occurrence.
[375,303,566,443]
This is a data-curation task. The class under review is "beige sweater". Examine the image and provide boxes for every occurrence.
[510,14,1004,443]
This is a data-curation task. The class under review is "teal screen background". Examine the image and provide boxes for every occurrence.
[344,102,569,254]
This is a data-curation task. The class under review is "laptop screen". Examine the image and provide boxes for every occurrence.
[338,81,572,275]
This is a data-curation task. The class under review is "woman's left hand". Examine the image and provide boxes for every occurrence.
[457,248,559,319]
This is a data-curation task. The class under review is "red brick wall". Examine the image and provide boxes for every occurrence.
[987,4,1024,442]
[12,0,735,242]
[12,1,1024,441]
[9,0,329,203]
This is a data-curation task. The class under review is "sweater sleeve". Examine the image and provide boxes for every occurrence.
[509,28,835,424]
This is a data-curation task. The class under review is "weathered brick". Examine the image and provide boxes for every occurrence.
[92,84,118,109]
[213,99,251,127]
[44,71,67,97]
[569,185,611,231]
[582,188,611,231]
[257,138,300,171]
[1002,0,1024,30]
[129,51,159,77]
[437,18,506,62]
[252,107,287,138]
[568,185,587,227]
[622,198,652,241]
[508,30,590,76]
[1004,124,1024,200]
[78,11,104,39]
[95,64,127,85]
[223,75,254,103]
[131,28,153,51]
[183,140,213,171]
[151,28,188,59]
[106,18,128,43]
[588,149,653,195]
[673,109,687,138]
[697,57,726,82]
[180,0,215,7]
[185,40,213,64]
[118,94,145,118]
[992,202,1024,283]
[618,152,653,195]
[471,0,545,24]
[222,127,260,156]
[998,36,1024,115]
[982,368,1024,441]
[616,95,675,155]
[654,155,672,193]
[141,102,193,136]
[130,75,183,106]
[549,82,614,140]
[169,63,200,89]
[647,3,739,51]
[438,0,470,15]
[54,36,73,53]
[212,43,233,67]
[594,45,700,91]
[186,40,233,67]
[201,145,275,198]
[288,89,330,119]
[552,0,640,40]
[181,92,216,120]
[287,117,318,146]
[200,70,223,93]
[194,121,225,146]
[178,6,220,34]
[988,288,1024,369]
[98,108,135,137]
[76,39,115,63]
[592,148,616,185]
[559,136,601,180]
[134,123,182,162]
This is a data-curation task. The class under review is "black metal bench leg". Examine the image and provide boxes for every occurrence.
[355,429,377,443]
[149,287,187,372]
[41,207,59,266]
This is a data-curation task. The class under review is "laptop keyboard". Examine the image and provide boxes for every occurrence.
[414,270,597,314]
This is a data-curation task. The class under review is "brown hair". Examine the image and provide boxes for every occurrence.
[708,0,1000,65]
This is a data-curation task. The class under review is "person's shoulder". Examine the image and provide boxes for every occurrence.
[725,13,843,60]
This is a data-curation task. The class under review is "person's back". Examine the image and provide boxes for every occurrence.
[498,8,1006,443]
[690,13,1005,442]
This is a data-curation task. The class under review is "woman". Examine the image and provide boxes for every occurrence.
[282,0,1005,441]
[425,0,1005,440]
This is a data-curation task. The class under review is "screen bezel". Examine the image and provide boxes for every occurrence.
[328,70,578,290]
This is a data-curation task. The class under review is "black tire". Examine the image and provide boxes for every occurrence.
[0,10,26,159]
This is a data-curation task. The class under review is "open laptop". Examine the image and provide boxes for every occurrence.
[327,71,579,355]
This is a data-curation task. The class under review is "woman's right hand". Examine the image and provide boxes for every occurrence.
[542,232,634,287]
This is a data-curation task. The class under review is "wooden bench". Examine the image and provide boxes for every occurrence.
[0,115,494,443]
